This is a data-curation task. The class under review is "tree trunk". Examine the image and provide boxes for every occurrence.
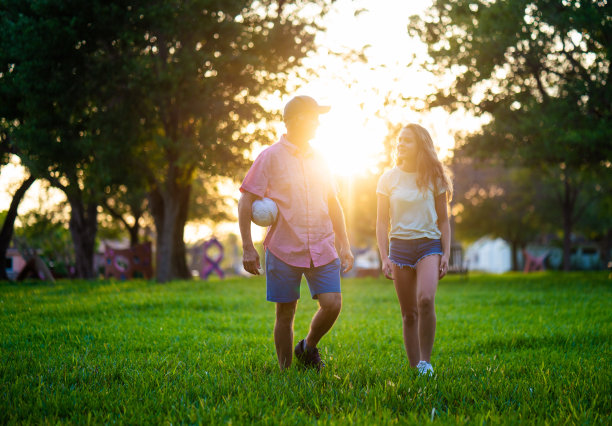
[155,208,175,282]
[128,218,141,247]
[68,198,98,279]
[0,175,36,280]
[150,182,191,282]
[510,241,519,271]
[560,174,577,272]
[103,200,142,247]
[599,229,611,270]
[562,211,572,272]
[172,182,191,279]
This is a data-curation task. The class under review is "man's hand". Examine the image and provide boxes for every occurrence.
[238,191,263,275]
[243,245,262,275]
[381,257,394,280]
[439,254,449,279]
[339,245,354,274]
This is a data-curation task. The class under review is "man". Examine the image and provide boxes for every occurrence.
[238,95,354,371]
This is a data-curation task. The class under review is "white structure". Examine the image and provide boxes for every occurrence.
[354,247,380,270]
[465,237,512,273]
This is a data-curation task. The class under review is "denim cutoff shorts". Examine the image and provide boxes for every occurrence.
[265,249,341,303]
[389,238,443,269]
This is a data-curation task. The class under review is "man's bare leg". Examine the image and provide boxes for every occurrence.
[305,292,342,348]
[274,301,298,369]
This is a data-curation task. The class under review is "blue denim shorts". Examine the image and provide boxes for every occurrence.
[265,249,341,303]
[389,238,443,269]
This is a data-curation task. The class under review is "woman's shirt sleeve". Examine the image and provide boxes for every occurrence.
[376,170,390,196]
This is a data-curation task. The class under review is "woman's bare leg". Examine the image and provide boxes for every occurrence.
[415,255,440,362]
[393,265,420,367]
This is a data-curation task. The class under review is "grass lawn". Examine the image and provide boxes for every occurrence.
[1,272,610,424]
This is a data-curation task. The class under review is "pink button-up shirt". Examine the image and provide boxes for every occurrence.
[240,135,338,268]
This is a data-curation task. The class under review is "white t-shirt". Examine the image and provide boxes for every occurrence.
[376,167,447,240]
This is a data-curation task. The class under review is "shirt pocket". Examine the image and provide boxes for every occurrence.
[307,160,333,197]
[268,159,296,194]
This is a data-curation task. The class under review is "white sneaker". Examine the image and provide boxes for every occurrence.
[417,360,434,376]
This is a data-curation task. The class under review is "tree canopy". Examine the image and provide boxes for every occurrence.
[125,1,332,281]
[1,0,333,280]
[410,0,612,269]
[410,0,611,166]
[1,0,149,277]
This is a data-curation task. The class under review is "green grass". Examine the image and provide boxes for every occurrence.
[1,272,610,424]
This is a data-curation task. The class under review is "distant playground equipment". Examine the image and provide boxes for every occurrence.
[12,237,55,282]
[522,249,549,273]
[570,245,601,270]
[448,244,468,277]
[16,254,55,282]
[190,237,225,280]
[351,246,379,278]
[104,242,153,280]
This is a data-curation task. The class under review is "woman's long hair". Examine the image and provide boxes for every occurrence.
[399,123,453,200]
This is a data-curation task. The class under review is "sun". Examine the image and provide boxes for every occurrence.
[285,84,459,177]
[263,83,391,177]
[259,0,471,177]
[309,94,388,177]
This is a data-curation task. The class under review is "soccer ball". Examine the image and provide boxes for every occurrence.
[251,197,278,227]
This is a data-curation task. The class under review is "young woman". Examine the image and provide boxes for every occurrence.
[376,123,453,375]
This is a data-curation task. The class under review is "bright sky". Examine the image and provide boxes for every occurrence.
[299,0,434,176]
[263,0,434,176]
[257,0,482,177]
[1,0,481,242]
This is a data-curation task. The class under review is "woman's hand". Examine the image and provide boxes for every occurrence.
[382,257,394,280]
[439,254,450,279]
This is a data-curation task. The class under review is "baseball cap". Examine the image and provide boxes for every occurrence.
[283,96,331,122]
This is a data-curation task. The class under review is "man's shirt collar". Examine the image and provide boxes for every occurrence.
[279,134,314,157]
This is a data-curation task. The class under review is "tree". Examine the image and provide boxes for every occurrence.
[0,172,35,280]
[102,176,150,248]
[121,0,334,281]
[451,158,550,270]
[0,0,149,278]
[2,1,331,281]
[0,51,36,281]
[0,130,36,281]
[573,167,612,268]
[409,0,612,270]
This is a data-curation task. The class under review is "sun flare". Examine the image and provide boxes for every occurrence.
[310,96,388,176]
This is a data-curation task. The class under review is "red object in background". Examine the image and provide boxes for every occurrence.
[104,242,152,280]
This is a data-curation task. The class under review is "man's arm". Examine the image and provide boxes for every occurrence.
[238,191,262,275]
[328,194,354,273]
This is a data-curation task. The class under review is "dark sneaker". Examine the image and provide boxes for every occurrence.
[294,339,325,371]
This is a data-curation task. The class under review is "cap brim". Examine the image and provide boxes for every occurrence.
[317,105,331,114]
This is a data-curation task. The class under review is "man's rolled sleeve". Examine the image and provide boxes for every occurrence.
[240,151,268,198]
